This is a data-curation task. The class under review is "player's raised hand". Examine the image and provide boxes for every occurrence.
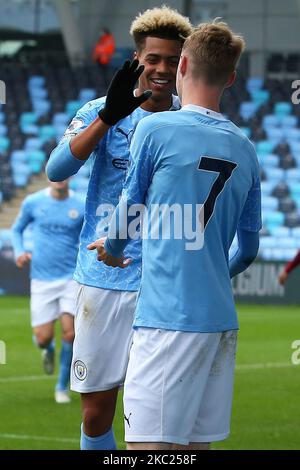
[87,237,132,269]
[98,59,152,126]
[16,252,32,268]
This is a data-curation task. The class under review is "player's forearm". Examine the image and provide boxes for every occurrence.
[11,225,25,259]
[46,141,85,182]
[70,117,110,160]
[229,229,259,278]
[284,250,300,274]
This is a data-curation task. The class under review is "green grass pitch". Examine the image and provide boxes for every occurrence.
[0,296,299,450]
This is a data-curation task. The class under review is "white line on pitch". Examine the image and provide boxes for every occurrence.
[236,362,293,371]
[0,433,77,444]
[0,375,56,383]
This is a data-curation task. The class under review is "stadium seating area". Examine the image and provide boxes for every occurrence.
[1,58,300,262]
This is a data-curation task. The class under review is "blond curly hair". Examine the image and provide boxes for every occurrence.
[130,5,193,51]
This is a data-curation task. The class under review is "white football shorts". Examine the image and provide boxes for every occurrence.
[30,278,77,328]
[124,327,237,445]
[71,284,137,393]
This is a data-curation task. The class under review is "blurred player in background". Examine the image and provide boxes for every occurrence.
[46,6,192,450]
[96,21,261,450]
[278,250,300,285]
[12,180,84,404]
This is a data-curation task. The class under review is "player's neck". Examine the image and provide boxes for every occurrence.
[139,95,173,113]
[50,188,69,200]
[181,82,221,113]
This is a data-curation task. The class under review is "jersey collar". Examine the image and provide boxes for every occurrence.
[181,104,227,121]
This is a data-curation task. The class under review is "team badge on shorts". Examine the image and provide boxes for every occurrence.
[68,209,79,219]
[74,360,87,381]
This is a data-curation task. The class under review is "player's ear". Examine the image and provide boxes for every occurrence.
[179,54,188,77]
[133,50,138,61]
[225,71,236,89]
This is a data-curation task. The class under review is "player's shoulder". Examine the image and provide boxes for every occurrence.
[24,188,49,205]
[135,110,179,136]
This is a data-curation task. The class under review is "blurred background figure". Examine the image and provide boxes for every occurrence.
[92,27,115,88]
[11,180,84,404]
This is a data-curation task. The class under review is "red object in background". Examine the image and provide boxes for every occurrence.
[93,32,115,65]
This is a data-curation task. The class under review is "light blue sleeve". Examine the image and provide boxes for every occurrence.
[105,120,154,256]
[11,197,34,258]
[46,99,105,181]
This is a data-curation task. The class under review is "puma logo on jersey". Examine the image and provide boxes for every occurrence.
[116,127,134,143]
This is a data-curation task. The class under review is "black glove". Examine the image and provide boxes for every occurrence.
[98,59,152,126]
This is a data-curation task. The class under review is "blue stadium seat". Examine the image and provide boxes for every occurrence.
[239,101,259,120]
[280,115,298,129]
[53,113,69,126]
[285,168,300,181]
[274,102,292,117]
[0,112,5,123]
[265,127,284,144]
[289,142,300,154]
[28,76,45,88]
[284,128,300,142]
[250,89,270,105]
[291,227,300,238]
[262,115,280,129]
[259,236,278,249]
[256,140,275,155]
[24,137,43,150]
[259,154,279,168]
[264,210,285,228]
[29,88,48,100]
[79,88,97,103]
[246,77,264,93]
[26,149,46,165]
[0,136,10,152]
[21,123,39,135]
[264,167,285,182]
[39,125,56,142]
[32,99,51,116]
[277,237,299,249]
[261,181,277,196]
[11,150,27,164]
[269,226,291,237]
[20,112,39,126]
[261,196,278,211]
[290,182,300,198]
[0,124,8,136]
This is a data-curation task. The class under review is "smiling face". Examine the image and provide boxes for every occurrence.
[135,36,182,112]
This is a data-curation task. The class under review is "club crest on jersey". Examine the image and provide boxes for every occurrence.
[74,360,87,380]
[64,119,84,135]
[68,209,79,219]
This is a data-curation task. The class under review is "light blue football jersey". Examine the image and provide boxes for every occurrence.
[59,96,180,291]
[117,104,262,332]
[12,189,84,281]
